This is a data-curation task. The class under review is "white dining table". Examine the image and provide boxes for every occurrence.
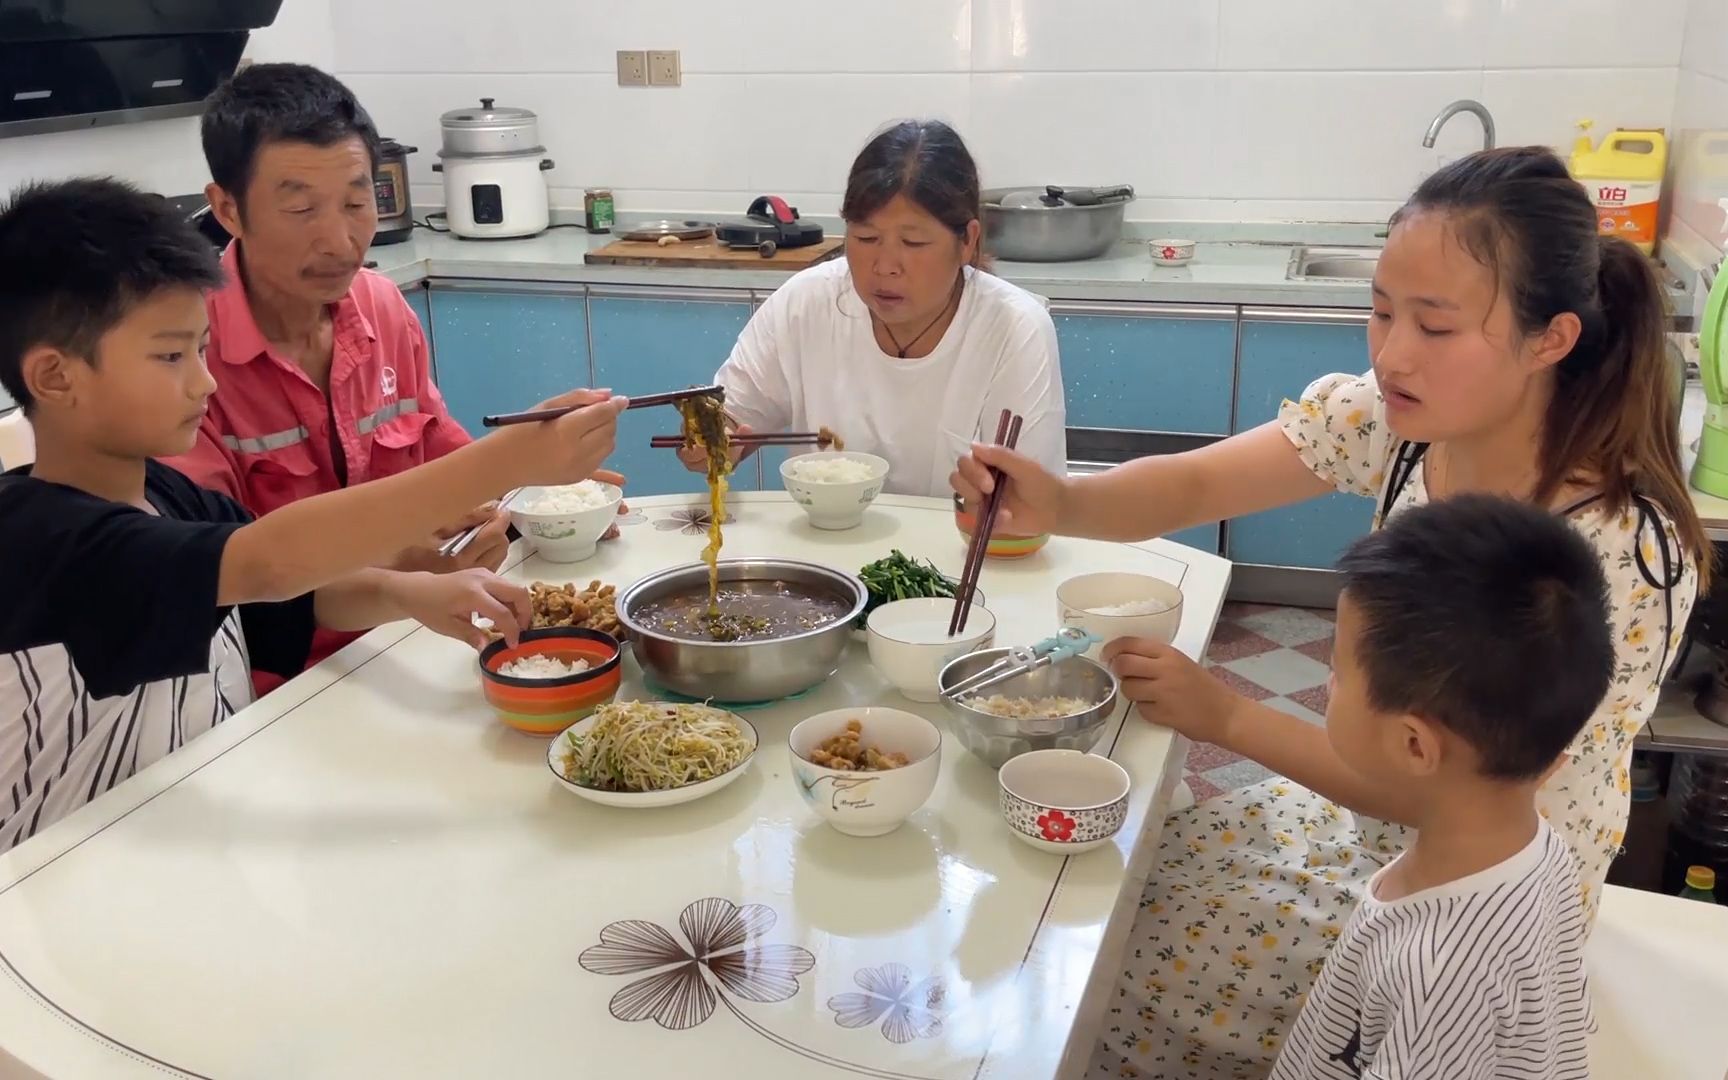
[0,492,1230,1080]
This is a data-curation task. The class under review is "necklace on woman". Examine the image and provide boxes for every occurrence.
[876,274,964,359]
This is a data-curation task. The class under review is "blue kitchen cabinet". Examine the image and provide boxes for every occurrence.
[1051,302,1236,436]
[588,289,753,497]
[1226,310,1375,569]
[401,283,434,344]
[425,286,589,436]
[1054,302,1236,555]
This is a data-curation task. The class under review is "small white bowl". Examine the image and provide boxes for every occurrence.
[1056,572,1183,658]
[780,451,890,531]
[508,482,624,563]
[789,707,941,837]
[867,597,996,703]
[1149,238,1196,266]
[998,749,1131,854]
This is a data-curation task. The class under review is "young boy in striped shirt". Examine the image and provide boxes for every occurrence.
[0,178,626,850]
[1270,495,1607,1080]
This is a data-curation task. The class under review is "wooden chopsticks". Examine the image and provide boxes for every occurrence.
[950,409,1023,637]
[648,431,834,449]
[437,487,521,558]
[480,384,723,428]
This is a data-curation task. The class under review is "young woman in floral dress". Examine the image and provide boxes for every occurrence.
[952,147,1711,1078]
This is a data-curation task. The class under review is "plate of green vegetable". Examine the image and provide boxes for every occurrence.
[858,550,985,623]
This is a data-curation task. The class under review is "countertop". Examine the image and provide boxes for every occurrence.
[368,225,1385,308]
[371,219,1696,313]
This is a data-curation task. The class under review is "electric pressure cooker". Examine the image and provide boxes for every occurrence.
[372,138,417,245]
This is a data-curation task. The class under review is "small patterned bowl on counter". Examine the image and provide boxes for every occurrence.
[478,627,622,736]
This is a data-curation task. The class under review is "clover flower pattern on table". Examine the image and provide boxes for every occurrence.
[578,897,814,1030]
[653,506,735,534]
[827,964,946,1044]
[579,899,954,1079]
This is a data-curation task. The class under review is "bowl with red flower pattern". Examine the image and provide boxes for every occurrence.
[997,749,1130,854]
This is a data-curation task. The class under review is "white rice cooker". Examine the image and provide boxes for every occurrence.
[432,97,554,239]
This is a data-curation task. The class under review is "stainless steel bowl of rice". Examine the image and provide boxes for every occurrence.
[937,648,1120,768]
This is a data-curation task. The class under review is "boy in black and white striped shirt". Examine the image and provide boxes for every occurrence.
[0,179,628,851]
[1270,496,1608,1080]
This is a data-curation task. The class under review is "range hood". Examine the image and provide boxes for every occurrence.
[0,0,282,139]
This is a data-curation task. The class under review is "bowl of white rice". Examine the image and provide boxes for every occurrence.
[780,451,890,531]
[507,480,623,563]
[1055,572,1183,658]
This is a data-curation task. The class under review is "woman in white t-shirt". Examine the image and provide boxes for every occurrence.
[686,120,1066,498]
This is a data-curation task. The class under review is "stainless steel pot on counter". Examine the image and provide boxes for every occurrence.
[982,184,1135,262]
[431,97,554,239]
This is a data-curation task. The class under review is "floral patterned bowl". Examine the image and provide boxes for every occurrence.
[506,482,623,563]
[780,451,890,531]
[997,749,1130,854]
[789,707,941,837]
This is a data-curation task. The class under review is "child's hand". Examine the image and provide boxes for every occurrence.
[949,443,1067,537]
[1101,637,1245,748]
[394,569,531,649]
[519,388,629,487]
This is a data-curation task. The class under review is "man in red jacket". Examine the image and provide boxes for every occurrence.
[164,64,618,691]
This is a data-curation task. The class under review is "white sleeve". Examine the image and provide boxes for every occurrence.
[714,299,793,435]
[983,308,1067,477]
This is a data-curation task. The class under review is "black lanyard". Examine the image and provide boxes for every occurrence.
[1376,440,1683,680]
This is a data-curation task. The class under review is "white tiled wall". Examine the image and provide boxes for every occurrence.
[334,0,1688,224]
[0,0,1703,228]
[1668,0,1728,263]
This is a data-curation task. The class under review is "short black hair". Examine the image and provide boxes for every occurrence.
[0,178,224,413]
[1337,495,1614,781]
[201,62,380,204]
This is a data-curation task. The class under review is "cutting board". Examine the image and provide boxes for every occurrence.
[583,235,844,270]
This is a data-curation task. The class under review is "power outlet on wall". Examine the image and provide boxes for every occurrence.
[616,50,648,87]
[647,50,681,87]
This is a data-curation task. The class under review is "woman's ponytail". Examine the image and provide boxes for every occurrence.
[1585,233,1712,584]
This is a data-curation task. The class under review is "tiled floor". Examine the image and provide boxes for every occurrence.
[1182,602,1336,802]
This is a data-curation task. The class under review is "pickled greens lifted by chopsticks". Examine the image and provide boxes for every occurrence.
[557,701,751,792]
[676,391,731,610]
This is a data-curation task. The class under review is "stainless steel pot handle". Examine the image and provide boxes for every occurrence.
[540,159,555,171]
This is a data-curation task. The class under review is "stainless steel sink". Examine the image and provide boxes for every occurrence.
[1288,246,1381,281]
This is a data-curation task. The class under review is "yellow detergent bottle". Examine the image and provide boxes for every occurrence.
[1570,119,1668,255]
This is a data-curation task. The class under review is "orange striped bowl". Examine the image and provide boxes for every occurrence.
[953,494,1050,559]
[478,628,623,736]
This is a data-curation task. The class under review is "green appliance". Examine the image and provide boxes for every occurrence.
[1693,263,1728,498]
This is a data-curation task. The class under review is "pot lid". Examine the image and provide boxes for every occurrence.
[439,97,538,129]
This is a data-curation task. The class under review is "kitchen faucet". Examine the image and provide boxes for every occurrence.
[1422,100,1496,151]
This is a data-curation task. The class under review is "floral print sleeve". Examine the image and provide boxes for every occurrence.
[1542,500,1698,919]
[1276,372,1397,498]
